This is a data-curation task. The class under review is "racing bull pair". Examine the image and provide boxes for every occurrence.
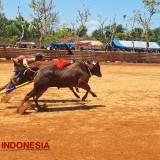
[1,56,102,114]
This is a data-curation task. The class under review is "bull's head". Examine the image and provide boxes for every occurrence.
[92,61,102,77]
[86,61,102,77]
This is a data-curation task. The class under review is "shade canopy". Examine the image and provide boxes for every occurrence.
[77,41,91,46]
[51,42,75,47]
[113,40,160,50]
[77,40,103,47]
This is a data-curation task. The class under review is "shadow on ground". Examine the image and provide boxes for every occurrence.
[23,104,106,115]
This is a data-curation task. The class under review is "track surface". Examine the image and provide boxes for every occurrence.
[0,62,160,160]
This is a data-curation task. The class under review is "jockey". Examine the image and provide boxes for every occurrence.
[11,52,45,84]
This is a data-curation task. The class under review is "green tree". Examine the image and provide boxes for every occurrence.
[0,0,2,14]
[77,25,88,37]
[73,5,90,46]
[44,33,55,45]
[59,24,74,40]
[134,0,160,52]
[151,27,160,42]
[17,6,25,44]
[0,14,8,44]
[92,29,106,42]
[29,18,41,43]
[96,15,107,43]
[4,19,21,45]
[116,24,125,33]
[130,28,144,41]
[29,0,59,48]
[115,32,128,40]
[92,24,125,43]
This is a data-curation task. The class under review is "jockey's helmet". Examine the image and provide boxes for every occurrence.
[35,52,45,58]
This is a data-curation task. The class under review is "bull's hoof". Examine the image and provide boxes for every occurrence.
[15,108,19,114]
[90,92,97,97]
[18,108,26,115]
[18,104,31,115]
[92,94,97,97]
[76,95,80,98]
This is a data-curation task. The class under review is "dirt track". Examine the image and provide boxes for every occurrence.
[0,61,160,160]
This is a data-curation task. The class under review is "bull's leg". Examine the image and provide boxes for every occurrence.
[78,81,90,101]
[78,81,97,101]
[69,87,80,98]
[82,91,89,101]
[33,89,48,111]
[75,87,79,93]
[89,91,97,97]
[33,95,41,111]
[16,89,36,113]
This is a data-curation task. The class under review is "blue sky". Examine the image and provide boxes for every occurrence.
[2,0,160,34]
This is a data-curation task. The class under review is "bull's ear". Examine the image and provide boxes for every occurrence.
[96,61,99,65]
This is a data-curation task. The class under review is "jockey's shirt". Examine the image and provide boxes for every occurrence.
[14,55,36,68]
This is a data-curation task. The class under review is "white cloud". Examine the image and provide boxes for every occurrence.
[86,20,99,36]
[87,20,99,26]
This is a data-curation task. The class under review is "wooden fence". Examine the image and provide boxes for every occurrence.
[0,47,160,63]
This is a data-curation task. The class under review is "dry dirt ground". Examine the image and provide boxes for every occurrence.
[0,61,160,160]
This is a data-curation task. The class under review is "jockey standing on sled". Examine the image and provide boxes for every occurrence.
[11,52,45,84]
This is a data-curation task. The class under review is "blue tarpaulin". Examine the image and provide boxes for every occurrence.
[51,42,75,47]
[112,40,126,49]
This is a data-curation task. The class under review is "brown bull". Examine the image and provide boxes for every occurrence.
[17,60,102,114]
[0,60,80,102]
[0,61,54,91]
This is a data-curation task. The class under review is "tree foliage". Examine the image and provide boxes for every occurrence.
[0,0,159,48]
[134,0,160,51]
[29,0,59,48]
